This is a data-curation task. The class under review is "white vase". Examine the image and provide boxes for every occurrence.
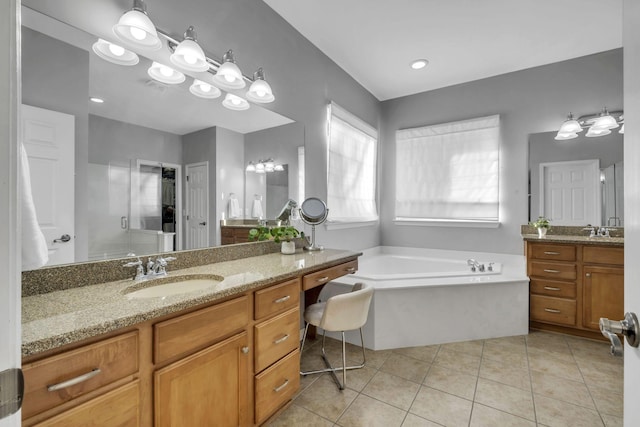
[537,227,547,238]
[281,241,296,254]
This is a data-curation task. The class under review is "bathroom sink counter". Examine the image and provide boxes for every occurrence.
[22,248,360,357]
[522,234,624,246]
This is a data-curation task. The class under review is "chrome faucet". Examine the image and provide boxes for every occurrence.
[467,259,485,272]
[123,255,176,280]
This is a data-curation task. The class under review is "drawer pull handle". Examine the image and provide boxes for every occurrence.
[544,251,561,255]
[586,273,591,277]
[47,368,101,392]
[274,295,291,304]
[543,286,561,291]
[316,276,330,283]
[544,308,561,314]
[274,334,290,345]
[241,346,250,354]
[273,379,289,393]
[543,269,560,274]
[345,267,356,273]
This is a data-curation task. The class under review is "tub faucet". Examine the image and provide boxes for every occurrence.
[467,259,484,272]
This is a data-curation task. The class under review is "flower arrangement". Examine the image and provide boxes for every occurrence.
[530,216,550,229]
[248,226,302,243]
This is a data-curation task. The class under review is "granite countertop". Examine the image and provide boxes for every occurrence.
[522,234,624,246]
[22,248,360,357]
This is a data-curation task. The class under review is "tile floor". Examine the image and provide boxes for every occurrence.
[267,330,623,427]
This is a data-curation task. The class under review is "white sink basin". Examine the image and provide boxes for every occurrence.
[124,275,224,299]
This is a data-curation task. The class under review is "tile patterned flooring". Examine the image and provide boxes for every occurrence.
[267,331,623,427]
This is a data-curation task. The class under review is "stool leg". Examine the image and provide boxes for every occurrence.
[299,323,310,376]
[341,331,347,389]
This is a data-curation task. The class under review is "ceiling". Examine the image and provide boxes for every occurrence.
[263,0,623,101]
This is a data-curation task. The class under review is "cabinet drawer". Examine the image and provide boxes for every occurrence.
[529,260,576,280]
[583,246,624,266]
[530,279,576,298]
[33,380,140,427]
[255,278,300,320]
[154,296,249,364]
[529,243,576,261]
[255,349,300,425]
[255,308,300,373]
[302,260,358,291]
[530,295,576,326]
[22,331,139,419]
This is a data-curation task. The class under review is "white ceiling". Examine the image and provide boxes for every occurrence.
[263,0,623,101]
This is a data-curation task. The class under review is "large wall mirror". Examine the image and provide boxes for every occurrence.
[529,130,623,227]
[21,2,303,268]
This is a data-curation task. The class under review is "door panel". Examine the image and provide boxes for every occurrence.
[185,163,209,249]
[21,104,75,266]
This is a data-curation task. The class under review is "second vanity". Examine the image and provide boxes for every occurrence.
[523,227,624,340]
[21,243,359,426]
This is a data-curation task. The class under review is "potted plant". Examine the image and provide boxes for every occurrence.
[248,226,302,254]
[530,216,550,238]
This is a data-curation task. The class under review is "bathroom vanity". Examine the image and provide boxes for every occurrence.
[524,230,624,340]
[21,244,359,426]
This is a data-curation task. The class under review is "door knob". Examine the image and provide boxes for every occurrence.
[53,234,71,243]
[199,221,207,226]
[600,312,640,356]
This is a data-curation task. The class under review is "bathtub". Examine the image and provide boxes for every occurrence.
[323,246,530,350]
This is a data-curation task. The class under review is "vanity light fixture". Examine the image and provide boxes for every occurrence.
[113,0,162,50]
[555,108,623,141]
[255,162,266,174]
[189,79,222,99]
[246,68,275,103]
[92,39,139,66]
[246,159,284,173]
[274,164,284,172]
[170,26,209,72]
[213,50,246,90]
[619,116,625,134]
[90,97,105,104]
[147,61,185,85]
[222,93,250,111]
[411,59,429,70]
[246,161,256,172]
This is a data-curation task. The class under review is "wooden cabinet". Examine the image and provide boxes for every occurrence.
[526,240,624,339]
[154,332,250,427]
[221,226,252,245]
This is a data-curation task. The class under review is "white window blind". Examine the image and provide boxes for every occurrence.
[395,115,500,224]
[327,102,378,223]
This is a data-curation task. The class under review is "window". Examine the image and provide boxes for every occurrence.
[395,115,500,226]
[327,102,378,225]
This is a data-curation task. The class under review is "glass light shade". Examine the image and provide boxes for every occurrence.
[619,123,625,134]
[592,113,619,130]
[170,39,209,72]
[586,127,611,137]
[113,9,161,50]
[246,162,256,172]
[274,164,284,171]
[246,79,274,103]
[558,116,583,134]
[147,62,185,85]
[554,131,578,141]
[255,162,265,173]
[189,79,221,99]
[222,93,250,111]
[213,51,246,89]
[92,39,139,66]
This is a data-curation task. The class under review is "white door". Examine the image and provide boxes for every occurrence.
[539,159,601,226]
[21,104,75,265]
[186,162,209,249]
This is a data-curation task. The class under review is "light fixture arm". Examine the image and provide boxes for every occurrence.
[132,0,148,13]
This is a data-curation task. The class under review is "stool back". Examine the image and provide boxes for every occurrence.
[320,282,373,332]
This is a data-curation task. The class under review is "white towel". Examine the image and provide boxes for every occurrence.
[251,199,263,219]
[228,198,240,218]
[20,143,49,270]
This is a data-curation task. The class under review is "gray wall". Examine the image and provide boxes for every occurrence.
[22,27,90,261]
[183,127,217,246]
[529,130,623,220]
[216,127,245,246]
[89,115,182,166]
[380,49,623,255]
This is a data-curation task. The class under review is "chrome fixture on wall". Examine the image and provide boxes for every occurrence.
[555,108,624,140]
[246,158,284,173]
[91,0,275,110]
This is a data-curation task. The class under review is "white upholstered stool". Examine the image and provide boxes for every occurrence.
[299,282,374,390]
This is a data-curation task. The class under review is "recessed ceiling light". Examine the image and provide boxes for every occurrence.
[411,59,429,70]
[90,97,104,103]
